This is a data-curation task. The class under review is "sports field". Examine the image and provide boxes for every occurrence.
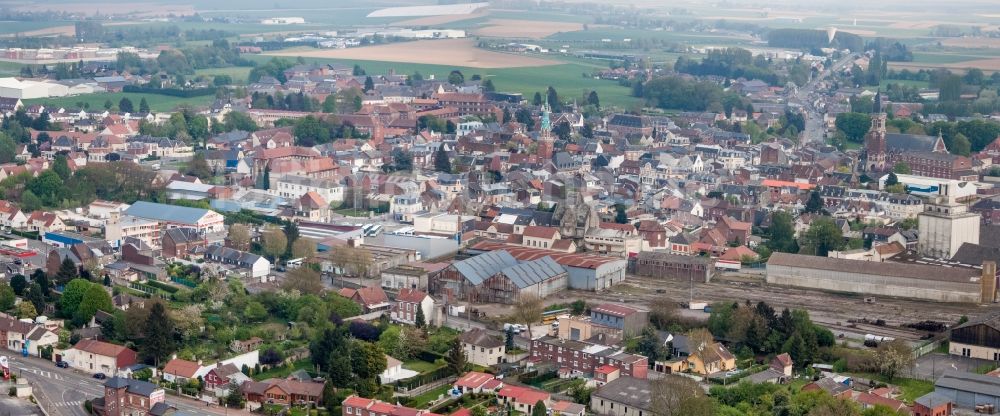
[24,92,216,113]
[266,39,560,69]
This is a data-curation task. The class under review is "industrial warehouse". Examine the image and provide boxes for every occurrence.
[765,252,997,303]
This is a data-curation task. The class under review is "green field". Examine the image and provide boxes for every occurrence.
[546,28,754,45]
[195,67,254,84]
[0,61,24,76]
[0,20,73,35]
[911,52,990,65]
[251,54,640,108]
[24,92,216,112]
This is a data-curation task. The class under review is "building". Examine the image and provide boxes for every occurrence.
[632,251,712,282]
[0,314,58,357]
[556,315,620,341]
[441,250,569,304]
[342,396,443,416]
[104,214,161,249]
[339,286,391,313]
[918,184,980,259]
[530,335,648,379]
[459,328,506,367]
[933,370,1000,409]
[765,252,988,303]
[913,392,954,416]
[61,339,138,375]
[242,377,324,406]
[655,332,735,375]
[465,242,627,291]
[391,288,437,326]
[453,371,503,394]
[94,377,168,416]
[204,244,271,279]
[204,363,251,397]
[589,303,649,338]
[948,313,1000,361]
[161,227,206,260]
[590,376,651,416]
[497,385,550,414]
[162,358,202,384]
[124,201,225,234]
[381,263,444,291]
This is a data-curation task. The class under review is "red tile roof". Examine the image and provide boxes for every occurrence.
[163,358,201,378]
[73,339,132,358]
[498,385,550,406]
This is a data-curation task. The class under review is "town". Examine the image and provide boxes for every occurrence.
[0,1,999,416]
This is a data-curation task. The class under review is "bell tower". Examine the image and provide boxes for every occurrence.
[864,91,887,172]
[537,98,554,160]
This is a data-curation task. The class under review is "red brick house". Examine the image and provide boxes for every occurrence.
[529,335,648,379]
[241,378,324,405]
[912,392,953,416]
[161,228,206,260]
[343,395,443,416]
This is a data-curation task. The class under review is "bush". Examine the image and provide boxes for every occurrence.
[122,85,217,98]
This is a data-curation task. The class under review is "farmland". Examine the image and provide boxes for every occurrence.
[265,39,560,69]
[24,92,216,112]
[473,19,584,39]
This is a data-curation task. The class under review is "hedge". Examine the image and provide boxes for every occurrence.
[145,280,179,294]
[122,85,217,98]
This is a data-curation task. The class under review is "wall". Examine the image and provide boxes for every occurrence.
[463,341,505,367]
[766,264,982,303]
[949,341,1000,361]
[383,234,458,259]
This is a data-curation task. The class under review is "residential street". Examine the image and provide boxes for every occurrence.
[8,355,250,416]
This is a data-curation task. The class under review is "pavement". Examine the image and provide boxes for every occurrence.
[792,53,857,147]
[8,355,250,416]
[0,394,43,416]
[908,352,996,381]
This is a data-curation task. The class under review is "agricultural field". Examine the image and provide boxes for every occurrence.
[473,19,584,39]
[0,20,75,36]
[194,66,254,84]
[24,92,216,112]
[266,39,560,69]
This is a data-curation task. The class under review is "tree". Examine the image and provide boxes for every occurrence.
[118,97,134,113]
[52,154,71,180]
[227,223,251,251]
[482,79,496,92]
[139,98,150,114]
[614,204,629,224]
[546,86,559,109]
[141,302,176,366]
[533,92,543,106]
[60,279,92,319]
[350,341,387,380]
[415,306,426,328]
[892,162,911,175]
[0,284,14,311]
[291,238,316,260]
[804,191,824,214]
[802,217,845,257]
[874,339,914,380]
[570,299,587,315]
[282,267,322,294]
[512,294,543,339]
[531,400,547,416]
[244,301,267,322]
[587,90,600,109]
[650,375,715,416]
[768,211,798,253]
[55,257,79,287]
[687,328,719,366]
[186,153,212,180]
[9,274,26,296]
[261,227,287,261]
[884,172,899,186]
[16,301,37,319]
[636,326,665,361]
[75,283,113,326]
[448,70,464,85]
[445,338,467,375]
[363,76,374,92]
[0,133,15,164]
[103,99,113,110]
[951,133,971,156]
[505,327,515,350]
[835,112,871,143]
[434,145,452,173]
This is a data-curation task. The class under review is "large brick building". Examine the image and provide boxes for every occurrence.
[94,377,169,416]
[529,335,648,379]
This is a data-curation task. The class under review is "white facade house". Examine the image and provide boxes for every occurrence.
[274,175,344,203]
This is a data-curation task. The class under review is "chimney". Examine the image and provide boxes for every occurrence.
[197,359,203,366]
[983,261,998,304]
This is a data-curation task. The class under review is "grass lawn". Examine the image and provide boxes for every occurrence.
[195,66,254,84]
[851,373,933,403]
[333,207,376,218]
[253,359,313,381]
[409,384,452,409]
[403,359,443,373]
[24,92,215,112]
[0,61,24,76]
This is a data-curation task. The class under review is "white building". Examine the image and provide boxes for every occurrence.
[261,17,305,24]
[274,175,344,204]
[918,184,980,259]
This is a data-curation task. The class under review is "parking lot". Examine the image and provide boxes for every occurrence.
[908,352,996,381]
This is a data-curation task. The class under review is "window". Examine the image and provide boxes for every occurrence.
[347,407,354,414]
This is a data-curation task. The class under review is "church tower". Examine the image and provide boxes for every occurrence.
[864,91,888,172]
[537,99,554,160]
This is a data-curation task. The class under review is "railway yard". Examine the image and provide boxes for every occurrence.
[563,271,1000,346]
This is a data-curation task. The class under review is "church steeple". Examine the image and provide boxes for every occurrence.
[873,90,883,114]
[538,96,554,159]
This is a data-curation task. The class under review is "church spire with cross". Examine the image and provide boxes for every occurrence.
[538,96,554,159]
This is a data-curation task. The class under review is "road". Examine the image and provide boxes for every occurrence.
[793,53,857,146]
[8,355,247,416]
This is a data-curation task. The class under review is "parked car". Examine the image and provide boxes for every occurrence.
[93,373,107,380]
[55,361,69,368]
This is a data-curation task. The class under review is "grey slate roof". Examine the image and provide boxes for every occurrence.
[935,370,1000,397]
[125,201,211,225]
[453,250,519,285]
[914,391,953,408]
[886,133,938,153]
[592,376,652,411]
[500,256,564,289]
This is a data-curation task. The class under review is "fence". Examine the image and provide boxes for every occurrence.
[912,338,945,359]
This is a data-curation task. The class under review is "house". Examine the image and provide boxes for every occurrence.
[590,376,651,416]
[161,358,202,384]
[655,332,735,376]
[0,314,58,357]
[27,211,64,234]
[497,385,550,414]
[161,227,205,260]
[124,201,225,234]
[949,312,1000,361]
[294,191,330,221]
[391,288,437,326]
[380,355,418,384]
[0,201,26,228]
[459,328,506,367]
[241,377,325,405]
[802,377,853,399]
[61,339,138,375]
[204,244,271,280]
[92,377,169,416]
[550,400,586,416]
[913,391,954,416]
[204,363,252,397]
[230,337,263,353]
[745,353,794,384]
[453,371,503,394]
[342,396,444,416]
[853,391,910,414]
[338,286,391,313]
[589,303,649,338]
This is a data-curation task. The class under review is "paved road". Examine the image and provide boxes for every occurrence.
[9,355,247,416]
[793,53,857,146]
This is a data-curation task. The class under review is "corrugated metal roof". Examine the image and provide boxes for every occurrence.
[500,256,564,289]
[935,370,1000,397]
[453,250,518,285]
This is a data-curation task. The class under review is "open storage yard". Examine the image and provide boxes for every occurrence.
[267,38,560,69]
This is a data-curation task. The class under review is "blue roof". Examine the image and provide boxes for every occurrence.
[125,201,212,225]
[44,232,84,246]
[453,250,518,286]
